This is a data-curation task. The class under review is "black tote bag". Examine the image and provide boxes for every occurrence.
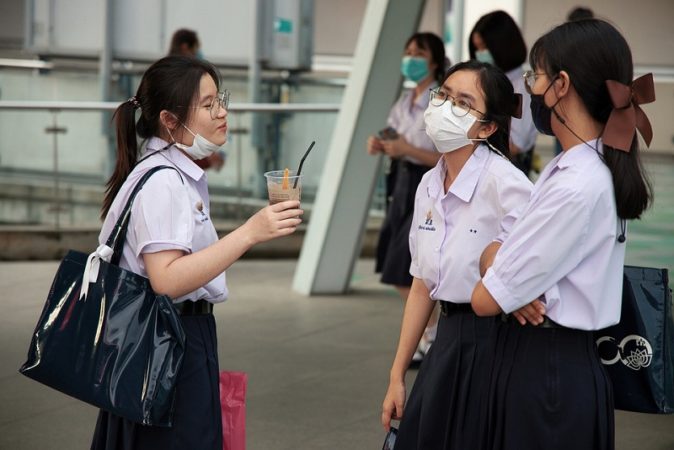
[595,265,674,414]
[20,166,186,427]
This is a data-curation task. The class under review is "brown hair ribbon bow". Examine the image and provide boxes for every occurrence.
[603,73,655,152]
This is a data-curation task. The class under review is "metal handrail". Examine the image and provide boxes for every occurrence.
[0,100,340,112]
[0,100,343,230]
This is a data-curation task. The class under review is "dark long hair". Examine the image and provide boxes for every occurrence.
[405,32,448,83]
[469,11,526,72]
[101,56,220,219]
[530,19,652,219]
[442,60,520,158]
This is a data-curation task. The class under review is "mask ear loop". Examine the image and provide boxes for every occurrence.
[473,117,508,158]
[166,126,176,143]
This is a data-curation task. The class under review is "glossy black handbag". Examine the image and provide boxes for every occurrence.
[19,166,186,426]
[595,265,674,413]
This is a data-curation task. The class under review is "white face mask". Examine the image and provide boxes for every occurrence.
[423,102,485,153]
[169,124,224,160]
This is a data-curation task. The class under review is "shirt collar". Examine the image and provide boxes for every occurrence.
[427,144,490,202]
[555,138,602,170]
[145,137,205,182]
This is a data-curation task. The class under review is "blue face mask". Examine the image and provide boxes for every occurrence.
[400,56,430,83]
[195,49,205,60]
[475,49,494,65]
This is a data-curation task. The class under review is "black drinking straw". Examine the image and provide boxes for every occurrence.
[293,141,315,189]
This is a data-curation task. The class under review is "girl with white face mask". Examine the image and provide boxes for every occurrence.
[93,56,302,450]
[381,61,532,450]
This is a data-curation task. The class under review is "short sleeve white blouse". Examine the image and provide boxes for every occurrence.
[98,137,228,304]
[409,145,533,302]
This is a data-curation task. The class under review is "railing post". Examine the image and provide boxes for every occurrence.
[45,111,67,231]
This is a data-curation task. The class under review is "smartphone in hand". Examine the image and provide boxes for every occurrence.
[382,427,398,450]
[378,126,399,141]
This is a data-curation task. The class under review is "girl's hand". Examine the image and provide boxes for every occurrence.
[244,200,303,245]
[381,136,410,159]
[381,379,406,431]
[512,298,546,325]
[367,136,385,155]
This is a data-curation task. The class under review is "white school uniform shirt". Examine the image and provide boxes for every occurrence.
[387,84,438,164]
[98,137,228,304]
[506,67,538,153]
[482,139,624,330]
[409,144,533,302]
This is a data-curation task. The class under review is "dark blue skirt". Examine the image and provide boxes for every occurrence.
[91,314,222,450]
[376,160,431,287]
[394,306,498,450]
[485,320,614,450]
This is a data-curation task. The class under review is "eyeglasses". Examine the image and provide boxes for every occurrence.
[429,88,486,118]
[523,70,547,93]
[181,90,230,119]
[208,90,230,119]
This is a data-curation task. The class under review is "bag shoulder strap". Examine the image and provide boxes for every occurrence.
[104,165,184,265]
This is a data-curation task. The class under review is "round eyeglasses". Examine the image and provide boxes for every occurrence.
[208,90,230,119]
[181,90,230,119]
[523,70,547,94]
[428,88,486,118]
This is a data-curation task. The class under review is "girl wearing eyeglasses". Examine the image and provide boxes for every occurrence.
[91,56,302,450]
[381,60,532,450]
[472,19,654,450]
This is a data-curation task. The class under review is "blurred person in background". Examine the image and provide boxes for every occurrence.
[367,32,447,363]
[469,11,539,177]
[169,28,203,59]
[568,5,595,21]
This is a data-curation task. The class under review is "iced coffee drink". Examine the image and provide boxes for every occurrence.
[264,169,302,205]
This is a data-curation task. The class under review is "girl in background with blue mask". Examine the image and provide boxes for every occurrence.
[381,61,532,450]
[469,11,539,178]
[367,32,447,363]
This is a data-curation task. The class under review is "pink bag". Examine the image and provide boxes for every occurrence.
[219,371,247,450]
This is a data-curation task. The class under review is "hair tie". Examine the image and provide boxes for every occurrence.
[603,73,655,152]
[512,93,523,119]
[127,96,141,110]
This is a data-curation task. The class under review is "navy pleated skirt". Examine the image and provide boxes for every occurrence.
[91,314,222,450]
[485,320,614,450]
[376,160,431,287]
[394,306,498,450]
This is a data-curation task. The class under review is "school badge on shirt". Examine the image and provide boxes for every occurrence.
[195,200,210,223]
[419,209,436,231]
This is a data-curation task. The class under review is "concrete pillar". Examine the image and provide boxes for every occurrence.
[293,0,426,294]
